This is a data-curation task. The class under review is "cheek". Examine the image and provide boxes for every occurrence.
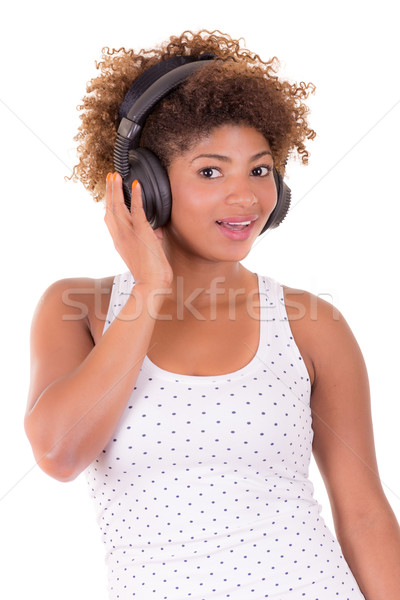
[169,181,212,222]
[262,179,278,210]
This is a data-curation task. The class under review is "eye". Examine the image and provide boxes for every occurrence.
[199,167,222,179]
[252,165,273,177]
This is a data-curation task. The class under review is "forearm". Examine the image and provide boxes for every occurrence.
[25,283,165,481]
[337,505,400,599]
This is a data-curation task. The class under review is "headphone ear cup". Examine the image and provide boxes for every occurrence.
[122,148,172,229]
[259,169,291,235]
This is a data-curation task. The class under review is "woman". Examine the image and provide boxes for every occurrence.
[24,30,400,599]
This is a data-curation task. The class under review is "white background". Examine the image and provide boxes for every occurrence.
[1,1,399,598]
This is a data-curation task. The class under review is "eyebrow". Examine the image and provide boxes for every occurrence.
[190,151,273,164]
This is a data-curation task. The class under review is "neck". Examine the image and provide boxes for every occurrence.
[161,236,257,311]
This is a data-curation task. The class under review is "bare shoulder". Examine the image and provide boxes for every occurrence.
[282,281,368,391]
[42,275,115,296]
[281,284,343,388]
[35,275,115,343]
[26,275,115,415]
[282,284,341,324]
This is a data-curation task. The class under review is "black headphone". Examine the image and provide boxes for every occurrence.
[114,55,291,235]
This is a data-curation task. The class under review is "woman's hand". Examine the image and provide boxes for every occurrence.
[104,173,173,290]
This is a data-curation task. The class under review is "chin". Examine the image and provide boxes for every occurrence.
[166,223,256,262]
[208,244,254,263]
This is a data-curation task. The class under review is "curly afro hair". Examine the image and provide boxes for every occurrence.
[70,30,316,203]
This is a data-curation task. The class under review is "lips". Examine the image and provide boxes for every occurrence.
[216,218,257,240]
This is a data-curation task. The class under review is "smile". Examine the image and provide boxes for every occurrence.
[216,220,256,240]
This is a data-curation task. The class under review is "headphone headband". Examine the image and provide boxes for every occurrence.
[114,58,215,177]
[126,60,214,125]
[118,54,215,121]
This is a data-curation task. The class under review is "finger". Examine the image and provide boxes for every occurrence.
[130,179,148,224]
[111,172,125,215]
[110,173,134,224]
[105,172,113,213]
[104,173,122,235]
[105,172,124,215]
[105,173,134,240]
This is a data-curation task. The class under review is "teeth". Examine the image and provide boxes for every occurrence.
[218,221,251,225]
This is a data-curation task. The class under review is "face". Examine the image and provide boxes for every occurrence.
[165,124,277,263]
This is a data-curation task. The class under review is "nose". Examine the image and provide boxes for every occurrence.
[225,178,257,207]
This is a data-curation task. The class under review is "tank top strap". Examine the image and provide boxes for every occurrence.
[257,273,286,362]
[257,273,312,400]
[102,270,134,335]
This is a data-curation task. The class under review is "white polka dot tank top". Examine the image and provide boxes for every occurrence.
[85,271,365,599]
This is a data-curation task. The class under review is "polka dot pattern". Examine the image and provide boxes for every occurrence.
[85,272,365,599]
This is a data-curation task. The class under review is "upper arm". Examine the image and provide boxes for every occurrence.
[25,278,95,418]
[307,295,389,533]
[284,286,390,534]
